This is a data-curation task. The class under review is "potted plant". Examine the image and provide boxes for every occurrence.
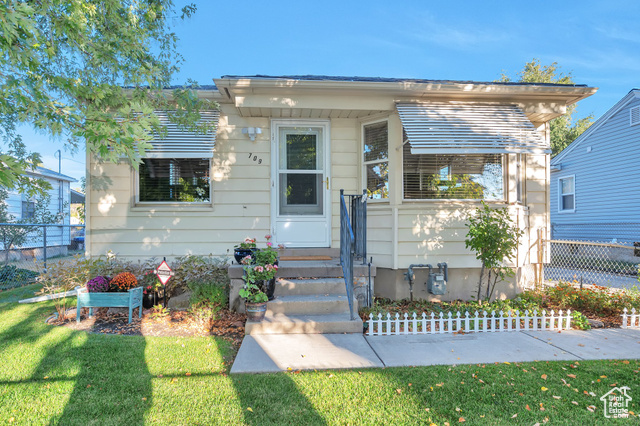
[234,238,257,263]
[141,272,163,309]
[253,235,281,300]
[239,265,269,321]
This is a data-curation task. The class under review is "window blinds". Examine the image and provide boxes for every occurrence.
[144,110,219,158]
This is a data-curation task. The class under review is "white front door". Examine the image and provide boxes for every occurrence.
[271,120,331,247]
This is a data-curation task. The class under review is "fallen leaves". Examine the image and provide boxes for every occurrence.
[541,387,548,391]
[541,374,547,380]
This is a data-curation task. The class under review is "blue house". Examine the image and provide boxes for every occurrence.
[550,89,640,244]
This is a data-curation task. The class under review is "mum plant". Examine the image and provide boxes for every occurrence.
[109,272,138,292]
[86,276,110,293]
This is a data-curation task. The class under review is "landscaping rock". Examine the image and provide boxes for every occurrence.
[588,318,604,328]
[168,291,192,311]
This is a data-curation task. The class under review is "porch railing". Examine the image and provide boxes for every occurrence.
[339,190,367,320]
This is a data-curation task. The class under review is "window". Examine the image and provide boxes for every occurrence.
[138,158,211,203]
[22,201,35,220]
[558,176,575,212]
[363,121,389,199]
[403,142,505,200]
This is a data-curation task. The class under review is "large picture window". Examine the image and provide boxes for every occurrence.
[363,121,389,199]
[138,158,211,203]
[403,144,504,200]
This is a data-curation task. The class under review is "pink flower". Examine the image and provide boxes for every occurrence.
[265,264,274,272]
[254,265,264,272]
[273,264,278,270]
[265,234,272,240]
[241,255,252,265]
[266,242,273,247]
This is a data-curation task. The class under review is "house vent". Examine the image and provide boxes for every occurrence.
[631,106,640,126]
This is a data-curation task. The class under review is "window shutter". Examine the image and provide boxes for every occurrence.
[397,103,549,154]
[144,110,219,158]
[631,106,640,126]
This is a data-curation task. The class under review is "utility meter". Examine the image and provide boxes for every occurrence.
[427,263,448,295]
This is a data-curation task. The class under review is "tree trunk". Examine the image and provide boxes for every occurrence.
[485,269,492,301]
[477,263,485,302]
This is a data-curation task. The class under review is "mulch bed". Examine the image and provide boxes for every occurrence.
[52,307,247,348]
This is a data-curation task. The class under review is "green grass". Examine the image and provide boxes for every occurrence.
[0,286,638,425]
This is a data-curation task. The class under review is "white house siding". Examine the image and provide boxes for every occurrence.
[550,95,640,244]
[88,104,273,258]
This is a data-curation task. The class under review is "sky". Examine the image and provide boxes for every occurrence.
[22,0,640,185]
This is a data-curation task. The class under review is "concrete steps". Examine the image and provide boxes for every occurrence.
[246,272,363,335]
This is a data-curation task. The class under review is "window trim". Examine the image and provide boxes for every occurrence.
[557,174,576,213]
[133,157,213,208]
[361,118,390,202]
[401,148,507,202]
[21,200,35,220]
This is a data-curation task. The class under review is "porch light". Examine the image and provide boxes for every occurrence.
[242,127,262,141]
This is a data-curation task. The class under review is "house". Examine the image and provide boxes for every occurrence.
[1,166,75,258]
[550,89,640,244]
[85,75,595,303]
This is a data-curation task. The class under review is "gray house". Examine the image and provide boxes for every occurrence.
[550,89,640,244]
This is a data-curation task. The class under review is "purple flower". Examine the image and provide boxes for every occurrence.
[86,276,110,293]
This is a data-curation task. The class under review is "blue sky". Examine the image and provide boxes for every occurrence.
[25,0,640,184]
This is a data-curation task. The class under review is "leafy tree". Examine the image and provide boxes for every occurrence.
[499,59,593,156]
[465,202,524,302]
[0,1,216,195]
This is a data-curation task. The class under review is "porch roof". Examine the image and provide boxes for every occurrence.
[213,75,597,123]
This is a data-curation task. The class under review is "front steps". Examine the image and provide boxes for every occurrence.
[230,252,374,335]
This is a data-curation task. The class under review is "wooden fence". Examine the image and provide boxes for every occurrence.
[367,310,573,336]
[621,308,640,328]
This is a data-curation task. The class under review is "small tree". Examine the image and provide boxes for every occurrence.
[465,202,524,302]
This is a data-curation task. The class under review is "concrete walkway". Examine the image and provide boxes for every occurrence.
[230,328,640,374]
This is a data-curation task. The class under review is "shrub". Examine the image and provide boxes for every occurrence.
[109,272,138,292]
[188,280,228,312]
[169,255,229,297]
[86,276,110,293]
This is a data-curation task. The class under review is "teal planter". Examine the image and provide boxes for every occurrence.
[76,286,143,324]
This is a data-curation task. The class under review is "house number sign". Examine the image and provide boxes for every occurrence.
[248,153,263,164]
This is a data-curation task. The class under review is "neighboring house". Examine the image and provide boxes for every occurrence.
[1,166,75,257]
[86,75,595,301]
[551,89,640,244]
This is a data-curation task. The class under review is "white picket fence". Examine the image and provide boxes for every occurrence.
[367,310,573,336]
[621,308,640,328]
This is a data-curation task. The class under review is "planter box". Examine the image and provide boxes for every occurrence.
[76,287,143,324]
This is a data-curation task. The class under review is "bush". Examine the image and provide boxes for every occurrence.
[86,276,110,293]
[169,255,229,297]
[188,280,228,312]
[109,272,138,292]
[0,265,39,290]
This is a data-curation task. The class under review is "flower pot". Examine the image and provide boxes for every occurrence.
[234,248,257,264]
[262,278,276,301]
[143,292,159,309]
[245,301,267,321]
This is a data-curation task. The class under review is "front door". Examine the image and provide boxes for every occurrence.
[271,121,331,247]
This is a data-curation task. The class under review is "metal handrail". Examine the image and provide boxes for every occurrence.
[339,190,367,320]
[340,191,356,320]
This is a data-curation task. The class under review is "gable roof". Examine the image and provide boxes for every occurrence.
[552,89,640,165]
[30,166,76,182]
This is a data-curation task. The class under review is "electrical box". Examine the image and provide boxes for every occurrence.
[427,273,446,295]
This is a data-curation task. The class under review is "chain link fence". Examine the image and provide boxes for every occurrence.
[0,223,85,290]
[543,238,639,289]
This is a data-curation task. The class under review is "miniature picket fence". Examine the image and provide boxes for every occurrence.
[367,309,572,336]
[621,308,640,328]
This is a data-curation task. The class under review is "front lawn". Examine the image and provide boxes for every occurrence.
[1,286,639,424]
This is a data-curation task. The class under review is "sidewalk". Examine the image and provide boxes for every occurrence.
[230,328,640,374]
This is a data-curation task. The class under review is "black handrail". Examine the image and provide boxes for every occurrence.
[339,190,367,320]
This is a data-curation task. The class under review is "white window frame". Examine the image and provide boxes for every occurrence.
[400,149,507,202]
[558,175,575,213]
[361,119,389,202]
[133,157,213,207]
